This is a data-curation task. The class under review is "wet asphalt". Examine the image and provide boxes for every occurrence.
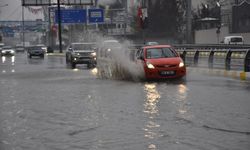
[0,53,250,150]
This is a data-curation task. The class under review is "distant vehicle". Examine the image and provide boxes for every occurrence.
[46,46,54,53]
[15,44,25,52]
[135,45,186,79]
[36,44,47,52]
[1,46,15,56]
[96,40,129,79]
[27,46,45,58]
[0,43,5,51]
[223,36,244,45]
[97,40,121,57]
[66,42,96,68]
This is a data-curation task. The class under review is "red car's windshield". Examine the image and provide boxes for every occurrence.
[146,47,177,59]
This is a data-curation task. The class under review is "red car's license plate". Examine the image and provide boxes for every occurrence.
[160,71,175,75]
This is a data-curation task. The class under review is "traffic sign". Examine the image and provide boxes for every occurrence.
[88,9,104,23]
[2,27,14,37]
[22,0,93,6]
[55,9,87,24]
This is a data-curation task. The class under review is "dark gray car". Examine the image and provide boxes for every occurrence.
[27,46,45,58]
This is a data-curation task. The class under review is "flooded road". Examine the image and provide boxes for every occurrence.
[0,53,250,150]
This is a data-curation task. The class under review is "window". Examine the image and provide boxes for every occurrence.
[146,48,177,59]
[136,49,144,59]
[231,38,242,42]
[72,44,94,50]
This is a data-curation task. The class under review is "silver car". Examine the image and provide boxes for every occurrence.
[66,43,97,68]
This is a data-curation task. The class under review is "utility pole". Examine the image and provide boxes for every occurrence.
[186,0,192,44]
[57,0,63,53]
[22,6,25,48]
[48,7,51,47]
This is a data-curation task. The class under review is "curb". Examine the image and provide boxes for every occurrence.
[187,67,250,81]
[46,53,65,56]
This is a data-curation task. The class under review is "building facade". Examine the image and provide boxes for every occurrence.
[195,0,250,44]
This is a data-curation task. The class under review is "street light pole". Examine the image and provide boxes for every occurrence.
[57,0,63,53]
[22,5,25,48]
[186,0,192,44]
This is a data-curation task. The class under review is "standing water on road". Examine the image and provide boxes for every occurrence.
[0,44,250,150]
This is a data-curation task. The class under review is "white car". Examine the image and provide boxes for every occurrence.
[15,44,25,52]
[1,46,15,56]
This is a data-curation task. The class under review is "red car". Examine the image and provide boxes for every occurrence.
[136,45,186,79]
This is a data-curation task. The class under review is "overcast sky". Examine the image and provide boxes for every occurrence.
[0,0,43,21]
[0,0,204,21]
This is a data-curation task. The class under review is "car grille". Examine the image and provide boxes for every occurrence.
[79,52,92,56]
[32,51,42,54]
[5,51,12,54]
[156,64,177,68]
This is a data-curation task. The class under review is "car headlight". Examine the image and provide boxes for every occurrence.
[73,52,80,56]
[42,47,47,51]
[146,62,155,69]
[91,52,96,57]
[2,51,6,54]
[10,50,15,54]
[179,61,184,67]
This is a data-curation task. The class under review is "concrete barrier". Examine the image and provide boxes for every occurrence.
[46,52,65,56]
[187,67,250,81]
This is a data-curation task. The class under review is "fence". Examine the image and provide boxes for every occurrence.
[173,44,250,72]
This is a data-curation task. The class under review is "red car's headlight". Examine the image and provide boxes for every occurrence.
[146,62,155,69]
[179,61,184,67]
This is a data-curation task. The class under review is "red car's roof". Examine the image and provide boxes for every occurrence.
[143,45,172,49]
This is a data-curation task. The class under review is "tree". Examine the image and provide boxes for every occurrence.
[146,0,187,37]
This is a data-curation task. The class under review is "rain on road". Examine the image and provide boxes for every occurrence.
[0,53,250,150]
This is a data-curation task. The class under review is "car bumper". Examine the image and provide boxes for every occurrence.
[144,67,186,79]
[16,50,25,52]
[72,57,96,64]
[29,53,44,56]
[1,52,15,56]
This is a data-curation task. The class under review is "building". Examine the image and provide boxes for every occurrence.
[220,0,250,33]
[194,0,250,44]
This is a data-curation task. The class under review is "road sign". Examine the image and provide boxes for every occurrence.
[22,0,93,6]
[2,27,14,37]
[55,9,87,24]
[88,9,104,23]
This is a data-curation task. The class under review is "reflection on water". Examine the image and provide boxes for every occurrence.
[73,68,79,72]
[11,56,15,64]
[144,83,161,150]
[1,56,15,64]
[144,83,161,116]
[27,57,44,65]
[2,56,6,63]
[1,56,15,73]
[176,84,192,119]
[91,68,98,76]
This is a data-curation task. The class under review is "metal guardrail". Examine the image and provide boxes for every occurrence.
[173,44,250,49]
[173,45,250,72]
